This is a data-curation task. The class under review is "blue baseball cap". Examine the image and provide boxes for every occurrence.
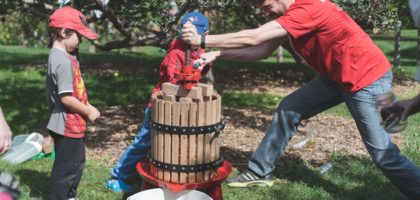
[180,11,209,35]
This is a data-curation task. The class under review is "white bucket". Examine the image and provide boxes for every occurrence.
[127,188,213,200]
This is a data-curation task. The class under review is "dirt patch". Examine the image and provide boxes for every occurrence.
[85,105,144,165]
[220,107,406,167]
[85,104,406,168]
[392,78,419,97]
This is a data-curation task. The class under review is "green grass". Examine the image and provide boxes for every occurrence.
[0,159,122,199]
[374,29,419,76]
[0,30,419,199]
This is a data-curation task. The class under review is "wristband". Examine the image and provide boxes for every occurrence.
[201,34,205,49]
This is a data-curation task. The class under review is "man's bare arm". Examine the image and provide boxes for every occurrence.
[196,37,286,67]
[182,20,288,49]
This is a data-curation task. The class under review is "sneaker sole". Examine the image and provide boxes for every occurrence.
[227,180,274,188]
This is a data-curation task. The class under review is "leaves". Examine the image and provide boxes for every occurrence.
[331,0,410,32]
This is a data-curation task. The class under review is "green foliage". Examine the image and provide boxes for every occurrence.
[0,12,48,46]
[202,1,263,34]
[1,0,414,48]
[0,1,23,15]
[120,1,178,38]
[332,0,411,32]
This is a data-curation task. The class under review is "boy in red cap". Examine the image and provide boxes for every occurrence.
[106,11,212,193]
[46,6,100,200]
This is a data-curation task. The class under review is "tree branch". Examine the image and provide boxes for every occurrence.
[91,0,137,42]
[92,35,170,51]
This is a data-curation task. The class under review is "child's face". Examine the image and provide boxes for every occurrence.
[62,30,82,52]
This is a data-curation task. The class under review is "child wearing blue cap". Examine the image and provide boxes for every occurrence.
[106,11,212,192]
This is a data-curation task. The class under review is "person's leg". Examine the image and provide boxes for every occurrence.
[67,139,85,198]
[248,75,343,176]
[342,70,420,199]
[227,75,344,187]
[107,107,151,192]
[50,132,85,200]
[111,107,151,179]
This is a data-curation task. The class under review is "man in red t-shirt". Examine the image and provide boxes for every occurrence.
[181,0,419,198]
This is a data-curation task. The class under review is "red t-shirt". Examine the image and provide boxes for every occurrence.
[277,0,391,91]
[64,56,88,138]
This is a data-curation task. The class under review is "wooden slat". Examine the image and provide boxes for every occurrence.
[215,94,221,162]
[162,82,203,99]
[157,99,165,180]
[196,101,205,182]
[163,100,172,182]
[210,96,217,179]
[151,98,158,177]
[188,103,197,183]
[171,102,181,183]
[204,98,212,181]
[179,98,191,183]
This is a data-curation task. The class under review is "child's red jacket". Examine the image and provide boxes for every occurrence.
[148,38,210,107]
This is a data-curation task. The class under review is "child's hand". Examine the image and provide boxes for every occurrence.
[87,105,100,123]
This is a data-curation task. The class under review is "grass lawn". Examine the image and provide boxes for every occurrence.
[0,30,419,200]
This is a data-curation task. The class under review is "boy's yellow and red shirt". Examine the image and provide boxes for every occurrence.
[46,48,88,138]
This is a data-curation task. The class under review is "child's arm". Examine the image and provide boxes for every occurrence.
[160,51,180,84]
[59,93,100,123]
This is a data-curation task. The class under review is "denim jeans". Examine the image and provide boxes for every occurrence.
[111,107,151,180]
[249,71,420,199]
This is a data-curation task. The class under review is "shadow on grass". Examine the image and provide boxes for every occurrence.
[15,169,50,199]
[0,71,50,134]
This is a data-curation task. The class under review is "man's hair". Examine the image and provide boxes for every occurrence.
[48,27,75,42]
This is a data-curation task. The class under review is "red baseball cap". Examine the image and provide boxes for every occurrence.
[49,7,98,40]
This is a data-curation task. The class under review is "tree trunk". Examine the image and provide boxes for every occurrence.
[276,46,283,63]
[88,22,96,53]
[417,28,420,68]
[394,20,401,69]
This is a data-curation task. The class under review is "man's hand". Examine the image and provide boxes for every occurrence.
[0,109,12,155]
[181,21,201,46]
[383,98,417,121]
[86,104,100,123]
[193,51,220,71]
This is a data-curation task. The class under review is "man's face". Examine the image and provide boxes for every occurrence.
[256,0,286,19]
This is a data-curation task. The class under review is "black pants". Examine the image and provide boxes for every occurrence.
[49,131,85,200]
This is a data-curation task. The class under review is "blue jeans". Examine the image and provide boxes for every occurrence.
[110,107,151,180]
[249,71,420,199]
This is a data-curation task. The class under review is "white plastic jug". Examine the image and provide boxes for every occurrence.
[2,132,44,164]
[127,189,213,200]
[11,134,29,147]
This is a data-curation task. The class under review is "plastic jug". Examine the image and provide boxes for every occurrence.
[11,134,29,147]
[2,132,44,164]
[127,188,213,200]
[375,92,407,133]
